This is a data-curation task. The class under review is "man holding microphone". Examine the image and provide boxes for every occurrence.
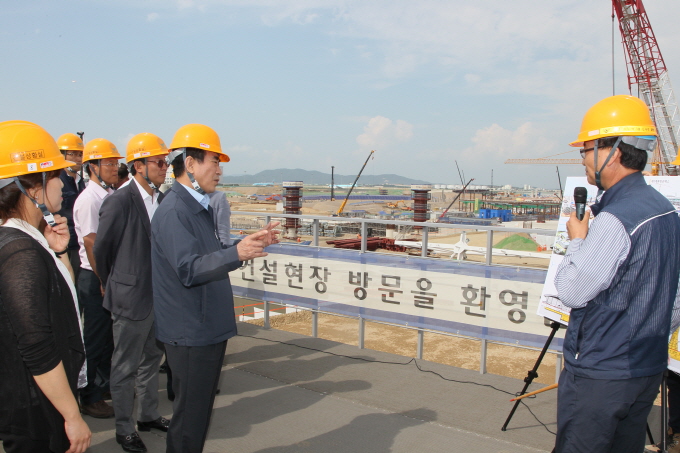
[554,95,680,452]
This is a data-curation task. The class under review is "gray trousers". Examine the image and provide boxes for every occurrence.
[111,311,164,436]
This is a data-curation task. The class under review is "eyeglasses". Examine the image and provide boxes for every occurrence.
[579,147,595,159]
[146,159,168,169]
[65,152,83,157]
[99,162,119,167]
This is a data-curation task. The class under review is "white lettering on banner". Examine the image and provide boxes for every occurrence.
[232,251,556,347]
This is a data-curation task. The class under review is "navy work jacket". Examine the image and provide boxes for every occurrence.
[151,182,242,346]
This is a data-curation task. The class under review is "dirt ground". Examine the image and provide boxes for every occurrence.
[246,310,558,386]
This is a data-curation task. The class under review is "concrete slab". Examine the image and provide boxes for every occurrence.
[19,322,560,452]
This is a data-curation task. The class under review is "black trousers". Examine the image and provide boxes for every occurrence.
[165,340,227,453]
[78,268,113,405]
[555,368,662,453]
[0,432,51,453]
[667,371,680,433]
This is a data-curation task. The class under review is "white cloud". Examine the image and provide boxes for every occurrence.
[461,122,557,162]
[356,116,413,148]
[147,12,159,21]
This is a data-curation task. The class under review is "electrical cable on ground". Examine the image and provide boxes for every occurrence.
[237,333,556,435]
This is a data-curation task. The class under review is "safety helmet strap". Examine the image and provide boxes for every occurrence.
[594,136,623,191]
[86,162,115,191]
[0,176,57,226]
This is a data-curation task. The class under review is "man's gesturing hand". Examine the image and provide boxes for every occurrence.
[261,221,281,247]
[237,229,273,261]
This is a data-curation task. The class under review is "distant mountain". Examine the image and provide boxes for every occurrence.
[221,168,430,186]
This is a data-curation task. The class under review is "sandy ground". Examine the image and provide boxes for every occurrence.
[246,310,558,386]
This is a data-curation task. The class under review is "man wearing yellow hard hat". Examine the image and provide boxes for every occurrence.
[553,95,680,452]
[150,124,279,452]
[73,138,123,419]
[56,132,87,282]
[94,133,171,452]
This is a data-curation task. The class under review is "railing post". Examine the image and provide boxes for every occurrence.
[358,317,365,349]
[265,215,271,228]
[555,352,563,383]
[485,230,494,265]
[361,222,367,253]
[421,227,428,258]
[312,219,319,246]
[480,339,487,374]
[311,310,318,338]
[417,329,424,359]
[263,300,270,329]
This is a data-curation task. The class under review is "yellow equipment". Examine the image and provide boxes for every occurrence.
[83,138,123,163]
[57,132,85,151]
[0,121,74,179]
[570,94,657,147]
[169,123,230,162]
[336,150,375,216]
[126,132,168,161]
[0,121,76,226]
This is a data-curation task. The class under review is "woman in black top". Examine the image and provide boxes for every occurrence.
[0,121,91,453]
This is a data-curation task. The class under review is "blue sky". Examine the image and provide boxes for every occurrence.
[3,0,680,188]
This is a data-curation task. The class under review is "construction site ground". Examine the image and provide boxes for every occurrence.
[74,322,667,453]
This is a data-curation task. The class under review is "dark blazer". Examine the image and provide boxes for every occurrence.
[151,182,242,346]
[0,228,85,453]
[95,180,164,321]
[58,169,86,251]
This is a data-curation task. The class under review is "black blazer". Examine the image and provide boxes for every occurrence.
[0,228,85,452]
[95,181,164,321]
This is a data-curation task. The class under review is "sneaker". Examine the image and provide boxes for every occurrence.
[81,399,115,418]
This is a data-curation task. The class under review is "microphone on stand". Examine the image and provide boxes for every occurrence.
[574,187,587,221]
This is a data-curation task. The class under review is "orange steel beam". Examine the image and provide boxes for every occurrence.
[504,159,582,164]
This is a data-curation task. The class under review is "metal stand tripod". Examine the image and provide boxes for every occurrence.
[502,321,561,431]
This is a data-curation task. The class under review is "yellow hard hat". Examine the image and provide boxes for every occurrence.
[126,132,168,162]
[83,138,123,163]
[570,95,657,147]
[672,147,680,166]
[57,133,84,151]
[0,121,75,179]
[169,123,230,162]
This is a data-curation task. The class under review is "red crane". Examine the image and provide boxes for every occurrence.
[613,0,680,174]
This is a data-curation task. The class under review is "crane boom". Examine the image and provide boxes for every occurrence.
[336,150,375,216]
[613,0,680,174]
[504,159,582,165]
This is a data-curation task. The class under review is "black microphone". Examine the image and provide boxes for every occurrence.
[574,187,587,221]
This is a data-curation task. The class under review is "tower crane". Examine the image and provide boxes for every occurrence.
[613,0,679,175]
[507,0,679,174]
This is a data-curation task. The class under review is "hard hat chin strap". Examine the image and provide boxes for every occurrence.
[0,174,57,227]
[593,137,622,191]
[87,162,115,191]
[181,148,206,195]
[143,159,159,192]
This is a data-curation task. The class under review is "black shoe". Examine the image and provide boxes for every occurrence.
[115,432,147,453]
[137,416,170,433]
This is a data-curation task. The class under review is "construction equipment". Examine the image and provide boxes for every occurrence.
[386,200,412,210]
[437,178,474,222]
[508,1,678,173]
[613,0,679,175]
[335,150,375,216]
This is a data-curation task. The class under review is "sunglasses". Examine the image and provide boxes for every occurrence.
[146,159,168,169]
